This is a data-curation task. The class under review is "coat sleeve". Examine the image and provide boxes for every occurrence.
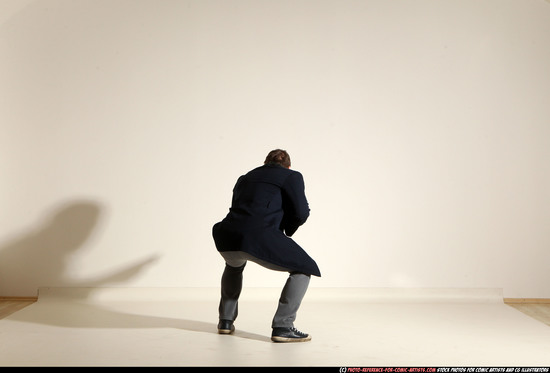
[280,171,310,237]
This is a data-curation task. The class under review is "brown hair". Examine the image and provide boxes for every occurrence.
[264,149,291,168]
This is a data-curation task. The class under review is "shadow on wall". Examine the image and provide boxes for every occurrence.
[1,201,267,341]
[0,200,158,297]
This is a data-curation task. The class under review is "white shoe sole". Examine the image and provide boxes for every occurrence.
[271,335,312,343]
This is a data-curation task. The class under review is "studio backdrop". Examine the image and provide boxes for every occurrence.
[1,0,549,298]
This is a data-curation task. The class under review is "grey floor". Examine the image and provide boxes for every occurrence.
[1,287,550,367]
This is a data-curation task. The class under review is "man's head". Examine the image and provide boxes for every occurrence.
[264,149,291,168]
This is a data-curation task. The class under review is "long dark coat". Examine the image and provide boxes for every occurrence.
[212,163,321,277]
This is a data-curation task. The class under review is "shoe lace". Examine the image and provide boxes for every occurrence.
[290,327,307,337]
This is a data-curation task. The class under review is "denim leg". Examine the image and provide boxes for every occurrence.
[218,262,246,321]
[271,272,311,328]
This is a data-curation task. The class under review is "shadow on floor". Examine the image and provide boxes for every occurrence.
[6,300,271,342]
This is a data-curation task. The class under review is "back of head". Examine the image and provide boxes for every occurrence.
[264,149,291,168]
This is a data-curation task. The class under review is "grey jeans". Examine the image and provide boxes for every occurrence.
[218,251,311,328]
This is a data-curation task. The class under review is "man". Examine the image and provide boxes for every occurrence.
[212,149,321,343]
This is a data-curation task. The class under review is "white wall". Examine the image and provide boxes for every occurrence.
[1,0,549,298]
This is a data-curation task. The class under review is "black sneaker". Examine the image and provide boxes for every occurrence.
[217,320,235,334]
[271,327,312,342]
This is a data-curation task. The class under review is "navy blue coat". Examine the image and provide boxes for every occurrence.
[212,163,321,277]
